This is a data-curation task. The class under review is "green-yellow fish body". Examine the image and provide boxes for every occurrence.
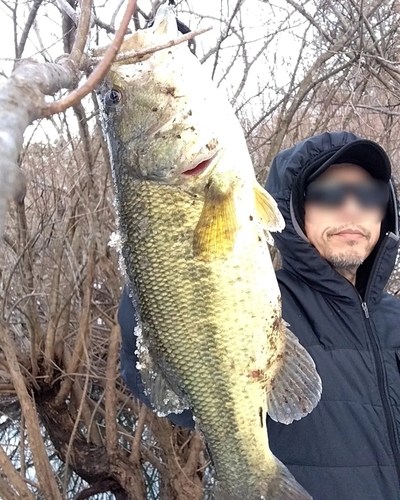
[100,6,321,499]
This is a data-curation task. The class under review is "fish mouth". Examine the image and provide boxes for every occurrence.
[182,152,219,177]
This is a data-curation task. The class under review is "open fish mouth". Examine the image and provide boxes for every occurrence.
[182,152,220,177]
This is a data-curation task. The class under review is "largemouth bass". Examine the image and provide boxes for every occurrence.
[100,5,322,499]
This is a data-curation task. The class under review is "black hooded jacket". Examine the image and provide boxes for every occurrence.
[265,131,400,500]
[118,131,400,499]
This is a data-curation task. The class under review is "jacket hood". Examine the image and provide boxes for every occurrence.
[265,131,399,302]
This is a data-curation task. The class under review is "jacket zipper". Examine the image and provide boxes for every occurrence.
[359,297,400,485]
[359,231,400,489]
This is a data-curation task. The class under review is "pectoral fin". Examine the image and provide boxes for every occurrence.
[254,183,285,243]
[193,179,239,261]
[266,322,322,424]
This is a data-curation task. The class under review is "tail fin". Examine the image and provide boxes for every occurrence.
[214,457,312,500]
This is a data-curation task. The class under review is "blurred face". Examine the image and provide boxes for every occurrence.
[304,164,386,271]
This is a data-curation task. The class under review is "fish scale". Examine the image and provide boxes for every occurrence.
[100,4,321,498]
[118,178,282,497]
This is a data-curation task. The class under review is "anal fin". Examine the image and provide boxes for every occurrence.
[267,322,322,425]
[141,367,189,417]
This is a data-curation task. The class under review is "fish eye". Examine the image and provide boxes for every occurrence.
[105,88,122,106]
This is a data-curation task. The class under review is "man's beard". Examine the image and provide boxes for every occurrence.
[325,224,370,271]
[326,252,365,271]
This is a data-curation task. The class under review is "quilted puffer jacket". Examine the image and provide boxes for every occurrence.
[266,131,400,500]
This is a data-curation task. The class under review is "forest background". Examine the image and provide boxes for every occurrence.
[0,0,399,499]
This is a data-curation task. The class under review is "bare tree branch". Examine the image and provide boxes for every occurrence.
[0,320,62,499]
[91,25,212,65]
[57,0,79,25]
[0,474,20,500]
[111,0,127,30]
[282,0,335,45]
[55,241,95,406]
[42,0,137,116]
[0,59,74,238]
[69,0,94,69]
[0,444,35,499]
[105,322,119,454]
[16,0,44,60]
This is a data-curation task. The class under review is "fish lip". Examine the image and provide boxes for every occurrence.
[181,152,220,177]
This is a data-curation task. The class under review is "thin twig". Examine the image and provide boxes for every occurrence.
[94,16,130,35]
[105,322,120,454]
[16,0,44,60]
[86,389,104,444]
[211,0,243,80]
[90,26,212,65]
[57,0,79,25]
[183,431,204,476]
[62,345,91,495]
[168,432,203,492]
[19,414,26,479]
[69,0,94,69]
[16,203,42,377]
[43,232,65,379]
[110,0,126,29]
[0,444,35,499]
[54,242,95,406]
[0,320,62,499]
[130,404,148,463]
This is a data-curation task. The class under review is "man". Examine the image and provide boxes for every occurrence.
[118,131,400,499]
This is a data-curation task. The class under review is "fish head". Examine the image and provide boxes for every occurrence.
[99,4,249,188]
